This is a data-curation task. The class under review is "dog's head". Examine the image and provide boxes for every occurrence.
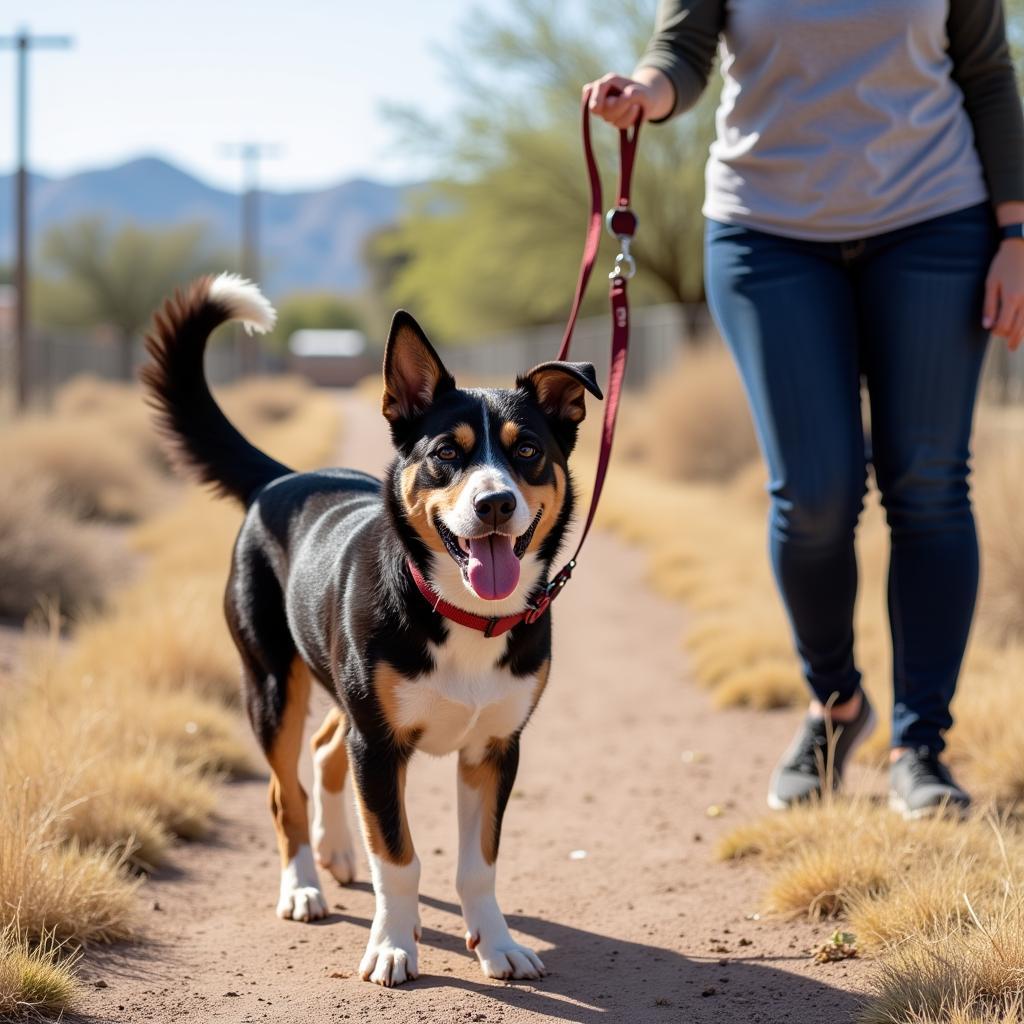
[382,310,602,610]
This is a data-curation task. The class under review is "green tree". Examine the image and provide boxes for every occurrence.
[381,0,716,341]
[271,291,364,352]
[36,218,221,379]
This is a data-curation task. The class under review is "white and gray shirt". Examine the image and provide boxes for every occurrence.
[637,0,1024,240]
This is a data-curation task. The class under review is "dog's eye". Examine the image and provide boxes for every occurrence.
[434,444,459,462]
[516,442,539,460]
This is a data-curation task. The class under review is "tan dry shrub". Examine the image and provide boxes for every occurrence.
[1,415,166,523]
[0,774,139,944]
[4,653,223,868]
[620,345,759,483]
[718,798,1003,921]
[0,922,80,1017]
[67,577,241,706]
[945,648,1024,804]
[0,481,123,621]
[52,374,136,418]
[220,374,311,427]
[861,901,1024,1024]
[974,443,1024,645]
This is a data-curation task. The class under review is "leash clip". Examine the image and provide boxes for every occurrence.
[609,240,636,281]
[605,207,638,280]
[524,560,576,624]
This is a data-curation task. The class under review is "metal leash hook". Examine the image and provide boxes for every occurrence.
[605,206,638,280]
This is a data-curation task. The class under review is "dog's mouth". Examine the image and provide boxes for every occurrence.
[435,507,543,601]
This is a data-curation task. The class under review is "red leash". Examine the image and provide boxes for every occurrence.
[410,89,641,637]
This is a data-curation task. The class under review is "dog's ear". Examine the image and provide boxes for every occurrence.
[382,311,454,424]
[518,361,603,425]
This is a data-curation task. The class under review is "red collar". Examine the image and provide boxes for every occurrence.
[406,559,572,638]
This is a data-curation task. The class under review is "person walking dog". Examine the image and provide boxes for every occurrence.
[587,1,1024,818]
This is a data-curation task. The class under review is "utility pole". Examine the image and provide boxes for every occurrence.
[221,142,280,374]
[0,29,73,411]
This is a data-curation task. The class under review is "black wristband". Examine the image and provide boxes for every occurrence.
[1000,223,1024,241]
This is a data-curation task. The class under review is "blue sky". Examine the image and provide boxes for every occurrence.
[0,1,502,192]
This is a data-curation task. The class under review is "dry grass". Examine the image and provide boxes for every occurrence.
[0,922,80,1018]
[973,440,1024,646]
[0,769,140,944]
[862,909,1024,1024]
[0,376,338,1012]
[219,373,311,426]
[66,579,242,706]
[619,344,759,483]
[719,800,1024,1024]
[0,481,125,621]
[0,414,168,523]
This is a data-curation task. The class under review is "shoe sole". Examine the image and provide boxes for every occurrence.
[766,704,878,811]
[887,791,970,822]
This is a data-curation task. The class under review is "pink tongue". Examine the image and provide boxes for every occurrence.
[466,534,520,601]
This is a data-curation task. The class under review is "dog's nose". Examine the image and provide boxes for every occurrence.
[474,489,517,528]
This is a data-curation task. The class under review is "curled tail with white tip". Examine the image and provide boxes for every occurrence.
[141,273,292,506]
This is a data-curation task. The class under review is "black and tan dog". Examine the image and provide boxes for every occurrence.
[141,274,601,987]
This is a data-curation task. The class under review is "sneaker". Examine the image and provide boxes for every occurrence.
[767,690,876,810]
[889,747,971,820]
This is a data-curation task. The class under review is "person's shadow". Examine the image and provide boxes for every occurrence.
[333,885,864,1024]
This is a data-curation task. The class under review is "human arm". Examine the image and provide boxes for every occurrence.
[948,0,1024,346]
[586,0,723,127]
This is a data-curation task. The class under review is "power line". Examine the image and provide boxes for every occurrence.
[0,29,73,411]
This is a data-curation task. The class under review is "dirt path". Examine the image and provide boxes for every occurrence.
[76,391,874,1023]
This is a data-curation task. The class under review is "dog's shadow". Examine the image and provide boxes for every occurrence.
[333,885,864,1023]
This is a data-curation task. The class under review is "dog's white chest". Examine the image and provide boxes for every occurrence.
[393,626,534,758]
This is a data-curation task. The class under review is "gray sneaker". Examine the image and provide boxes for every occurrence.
[889,747,971,820]
[768,691,876,810]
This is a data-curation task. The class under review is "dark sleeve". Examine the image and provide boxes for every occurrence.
[634,0,725,123]
[947,0,1024,205]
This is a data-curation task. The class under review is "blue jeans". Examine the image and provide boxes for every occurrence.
[705,204,997,753]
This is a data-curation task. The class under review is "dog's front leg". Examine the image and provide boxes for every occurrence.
[457,739,545,981]
[349,731,421,987]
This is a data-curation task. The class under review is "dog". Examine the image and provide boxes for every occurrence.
[141,273,602,987]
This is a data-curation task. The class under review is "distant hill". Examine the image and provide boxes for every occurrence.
[0,156,413,295]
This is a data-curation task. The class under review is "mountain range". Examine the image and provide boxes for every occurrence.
[0,156,412,295]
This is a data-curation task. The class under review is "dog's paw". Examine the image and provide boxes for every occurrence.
[316,845,357,885]
[469,933,545,981]
[359,940,419,987]
[276,884,328,922]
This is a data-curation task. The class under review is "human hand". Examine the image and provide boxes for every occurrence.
[983,240,1024,350]
[584,71,672,128]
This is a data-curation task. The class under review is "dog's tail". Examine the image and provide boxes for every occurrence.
[141,273,292,506]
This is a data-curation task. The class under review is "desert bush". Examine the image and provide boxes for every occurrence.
[0,769,139,944]
[220,374,311,427]
[52,375,136,418]
[56,374,175,476]
[862,905,1024,1024]
[0,482,124,621]
[1,663,218,868]
[620,345,759,483]
[719,799,1024,1024]
[0,415,166,523]
[974,443,1024,645]
[0,922,80,1018]
[67,577,241,706]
